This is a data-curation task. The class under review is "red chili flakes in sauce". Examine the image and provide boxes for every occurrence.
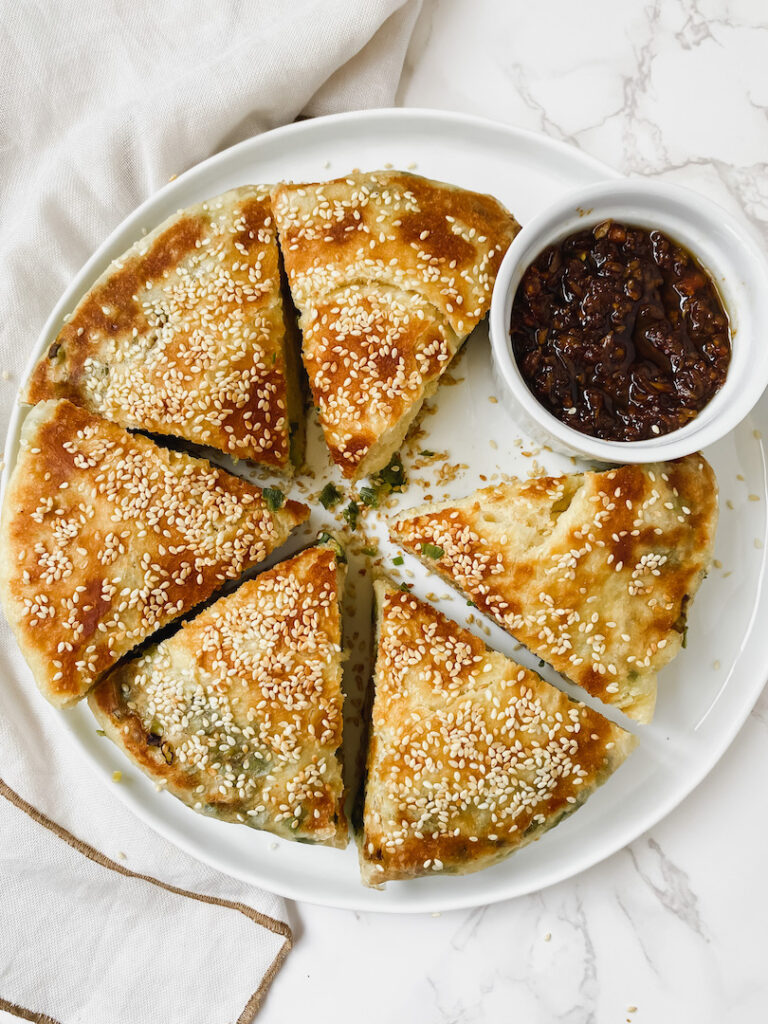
[509,220,731,441]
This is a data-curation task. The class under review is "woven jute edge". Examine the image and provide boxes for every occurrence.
[0,777,293,1024]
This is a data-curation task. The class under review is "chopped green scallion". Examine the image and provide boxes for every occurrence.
[317,531,347,562]
[263,487,285,512]
[374,454,407,493]
[342,501,360,529]
[319,482,342,509]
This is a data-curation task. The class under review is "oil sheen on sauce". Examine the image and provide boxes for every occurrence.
[509,220,731,442]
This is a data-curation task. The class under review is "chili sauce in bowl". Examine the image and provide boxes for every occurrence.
[509,220,731,443]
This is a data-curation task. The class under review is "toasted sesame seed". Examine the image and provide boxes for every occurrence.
[94,544,344,842]
[363,586,630,879]
[392,459,711,716]
[272,169,516,473]
[9,403,303,701]
[45,186,292,465]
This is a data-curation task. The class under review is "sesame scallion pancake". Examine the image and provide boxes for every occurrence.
[272,170,520,479]
[89,542,347,845]
[361,582,635,885]
[25,186,304,470]
[390,455,718,723]
[0,400,309,708]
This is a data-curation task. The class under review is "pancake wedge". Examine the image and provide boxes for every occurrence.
[89,541,347,845]
[0,400,309,708]
[25,186,304,470]
[390,455,718,723]
[272,170,520,479]
[361,581,635,885]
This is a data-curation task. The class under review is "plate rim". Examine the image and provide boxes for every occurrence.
[4,106,767,913]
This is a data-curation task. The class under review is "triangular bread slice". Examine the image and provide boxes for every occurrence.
[0,400,309,708]
[272,170,520,479]
[361,581,635,885]
[24,186,304,471]
[89,540,347,845]
[390,455,718,724]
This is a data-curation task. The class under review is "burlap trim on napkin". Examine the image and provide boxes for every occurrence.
[0,778,292,1024]
[0,997,62,1024]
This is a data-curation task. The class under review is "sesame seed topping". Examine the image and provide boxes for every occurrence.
[392,456,716,719]
[5,401,305,702]
[33,186,293,467]
[95,545,344,842]
[363,585,629,879]
[272,170,519,475]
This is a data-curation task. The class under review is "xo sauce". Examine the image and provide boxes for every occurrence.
[509,220,731,442]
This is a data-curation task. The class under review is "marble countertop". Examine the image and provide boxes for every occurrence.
[262,2,768,1021]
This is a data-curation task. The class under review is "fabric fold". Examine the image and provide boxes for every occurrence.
[0,1,422,1020]
[0,779,291,1024]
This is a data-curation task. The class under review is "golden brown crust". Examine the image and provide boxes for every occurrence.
[25,187,300,469]
[0,400,308,707]
[302,285,461,477]
[272,171,520,478]
[390,455,718,723]
[361,582,635,885]
[88,544,347,845]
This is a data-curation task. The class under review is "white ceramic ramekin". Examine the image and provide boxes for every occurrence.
[489,179,768,462]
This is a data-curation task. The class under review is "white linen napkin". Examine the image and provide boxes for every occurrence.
[0,2,421,1021]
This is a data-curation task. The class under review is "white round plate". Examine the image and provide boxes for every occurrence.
[5,109,767,913]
